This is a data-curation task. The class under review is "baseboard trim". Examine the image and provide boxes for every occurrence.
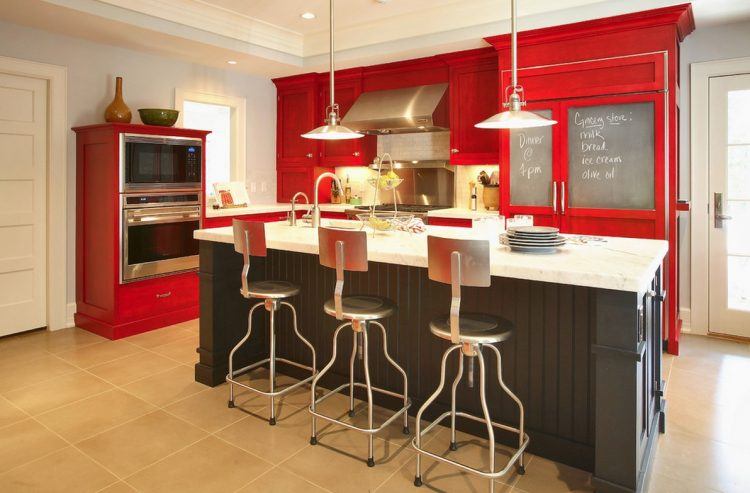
[678,307,691,333]
[63,302,76,329]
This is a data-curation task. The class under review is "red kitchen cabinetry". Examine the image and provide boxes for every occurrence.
[488,4,693,354]
[442,50,500,165]
[276,74,319,167]
[72,123,209,340]
[203,211,294,229]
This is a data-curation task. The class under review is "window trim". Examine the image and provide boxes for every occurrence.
[174,89,247,186]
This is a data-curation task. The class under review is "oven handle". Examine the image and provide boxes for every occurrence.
[127,211,200,225]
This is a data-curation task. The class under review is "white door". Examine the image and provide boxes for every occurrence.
[708,73,750,338]
[0,72,47,336]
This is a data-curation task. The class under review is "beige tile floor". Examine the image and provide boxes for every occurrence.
[0,321,747,492]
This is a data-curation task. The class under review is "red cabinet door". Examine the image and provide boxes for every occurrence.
[277,167,312,202]
[277,85,318,167]
[319,79,376,166]
[501,102,561,227]
[448,60,500,165]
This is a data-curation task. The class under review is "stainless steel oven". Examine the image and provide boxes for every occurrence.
[121,192,201,282]
[120,134,202,192]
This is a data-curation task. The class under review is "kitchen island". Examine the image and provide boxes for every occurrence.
[194,221,667,493]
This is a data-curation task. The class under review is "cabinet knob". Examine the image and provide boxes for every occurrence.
[353,151,361,157]
[451,148,459,154]
[306,153,313,159]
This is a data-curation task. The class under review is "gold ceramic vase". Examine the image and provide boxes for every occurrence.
[104,76,132,123]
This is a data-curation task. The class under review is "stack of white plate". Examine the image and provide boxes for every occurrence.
[500,226,566,254]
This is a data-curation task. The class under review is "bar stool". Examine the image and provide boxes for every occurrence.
[413,236,529,492]
[309,227,411,467]
[227,219,316,425]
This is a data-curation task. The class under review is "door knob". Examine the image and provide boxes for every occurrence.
[450,148,459,154]
[306,153,313,159]
[353,151,361,157]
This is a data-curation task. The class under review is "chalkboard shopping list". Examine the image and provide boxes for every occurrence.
[568,102,655,210]
[510,110,553,207]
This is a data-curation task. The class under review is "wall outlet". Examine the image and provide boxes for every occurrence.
[261,182,268,192]
[250,182,257,193]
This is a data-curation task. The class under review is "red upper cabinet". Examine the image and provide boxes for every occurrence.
[443,50,500,165]
[317,70,377,166]
[275,74,319,167]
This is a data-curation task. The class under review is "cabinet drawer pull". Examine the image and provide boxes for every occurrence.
[353,151,361,157]
[156,291,172,299]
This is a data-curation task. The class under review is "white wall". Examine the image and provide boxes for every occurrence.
[678,20,750,321]
[0,20,277,305]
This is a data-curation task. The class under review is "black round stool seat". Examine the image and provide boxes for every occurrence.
[246,280,300,299]
[429,313,513,344]
[323,295,397,321]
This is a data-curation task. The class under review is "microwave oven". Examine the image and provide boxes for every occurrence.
[120,134,202,192]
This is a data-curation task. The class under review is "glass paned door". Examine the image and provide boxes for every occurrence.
[709,73,750,337]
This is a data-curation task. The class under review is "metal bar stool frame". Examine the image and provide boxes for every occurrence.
[309,227,411,468]
[227,220,317,426]
[413,236,530,492]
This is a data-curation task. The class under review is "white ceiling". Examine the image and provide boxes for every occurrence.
[1,0,749,77]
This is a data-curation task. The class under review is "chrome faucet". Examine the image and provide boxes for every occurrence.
[288,191,309,226]
[310,172,343,228]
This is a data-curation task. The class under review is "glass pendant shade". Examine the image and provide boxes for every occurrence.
[302,0,363,141]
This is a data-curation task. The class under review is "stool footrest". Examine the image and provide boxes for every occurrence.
[412,411,529,480]
[309,382,411,435]
[227,358,316,399]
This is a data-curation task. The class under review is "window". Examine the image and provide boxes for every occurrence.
[175,90,246,202]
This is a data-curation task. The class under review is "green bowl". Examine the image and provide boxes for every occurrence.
[138,108,179,127]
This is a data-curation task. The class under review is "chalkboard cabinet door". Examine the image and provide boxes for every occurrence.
[502,93,666,240]
[502,103,561,227]
[559,92,666,239]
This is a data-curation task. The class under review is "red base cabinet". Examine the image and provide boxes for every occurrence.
[72,123,209,340]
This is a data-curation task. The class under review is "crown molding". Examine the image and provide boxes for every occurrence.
[95,0,303,56]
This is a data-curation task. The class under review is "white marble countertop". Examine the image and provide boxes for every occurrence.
[195,221,667,293]
[427,208,501,220]
[206,203,351,218]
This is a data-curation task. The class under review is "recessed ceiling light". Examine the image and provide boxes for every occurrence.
[300,12,316,20]
[227,60,237,65]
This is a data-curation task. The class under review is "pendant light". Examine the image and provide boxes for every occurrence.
[302,0,364,140]
[475,0,556,129]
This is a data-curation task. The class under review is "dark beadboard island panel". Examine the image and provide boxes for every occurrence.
[195,241,664,493]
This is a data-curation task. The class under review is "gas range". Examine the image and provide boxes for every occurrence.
[344,204,451,219]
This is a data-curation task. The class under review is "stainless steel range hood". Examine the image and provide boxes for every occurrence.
[341,83,449,135]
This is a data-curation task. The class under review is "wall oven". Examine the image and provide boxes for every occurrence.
[121,134,202,191]
[121,192,201,282]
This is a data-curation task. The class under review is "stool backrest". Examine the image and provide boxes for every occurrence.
[427,236,490,343]
[232,220,267,297]
[318,227,368,319]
